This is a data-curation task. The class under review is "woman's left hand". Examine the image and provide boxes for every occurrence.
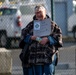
[40,37,49,45]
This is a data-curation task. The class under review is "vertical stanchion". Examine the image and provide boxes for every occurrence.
[51,0,54,21]
[75,49,76,75]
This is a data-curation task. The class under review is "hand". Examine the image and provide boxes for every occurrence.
[31,36,37,40]
[40,37,48,45]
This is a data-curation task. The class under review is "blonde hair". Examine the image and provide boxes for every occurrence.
[35,5,46,12]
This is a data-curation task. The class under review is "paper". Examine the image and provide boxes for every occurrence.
[33,18,51,37]
[34,22,40,30]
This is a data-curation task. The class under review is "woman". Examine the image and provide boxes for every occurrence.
[19,5,63,75]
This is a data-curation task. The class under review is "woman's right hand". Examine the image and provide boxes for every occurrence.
[31,36,37,40]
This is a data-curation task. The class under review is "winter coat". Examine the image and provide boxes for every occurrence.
[19,15,63,67]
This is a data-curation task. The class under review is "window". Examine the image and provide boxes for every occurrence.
[0,8,17,15]
[20,5,34,15]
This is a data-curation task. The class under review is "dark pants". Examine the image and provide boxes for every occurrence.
[23,67,33,75]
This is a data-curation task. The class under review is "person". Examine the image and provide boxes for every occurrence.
[19,5,63,75]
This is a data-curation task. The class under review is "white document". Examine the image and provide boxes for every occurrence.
[33,18,51,37]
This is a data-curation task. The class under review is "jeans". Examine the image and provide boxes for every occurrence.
[23,65,43,75]
[43,54,57,75]
[23,67,33,75]
[23,54,56,75]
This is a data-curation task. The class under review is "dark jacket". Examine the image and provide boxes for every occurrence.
[19,15,63,67]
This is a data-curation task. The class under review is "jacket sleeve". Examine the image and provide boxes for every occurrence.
[48,21,63,48]
[19,28,26,49]
[19,21,33,49]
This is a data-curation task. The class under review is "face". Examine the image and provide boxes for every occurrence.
[35,8,46,20]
